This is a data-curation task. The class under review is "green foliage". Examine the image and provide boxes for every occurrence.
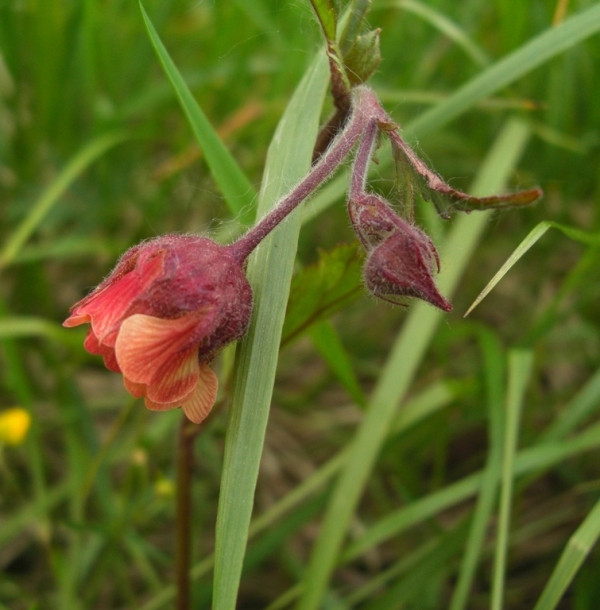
[139,0,257,225]
[282,243,363,345]
[1,1,600,609]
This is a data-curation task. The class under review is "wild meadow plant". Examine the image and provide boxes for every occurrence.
[2,1,600,609]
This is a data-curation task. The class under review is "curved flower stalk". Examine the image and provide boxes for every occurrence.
[346,112,451,310]
[64,86,541,422]
[344,90,541,312]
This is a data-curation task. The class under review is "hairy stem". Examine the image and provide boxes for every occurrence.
[228,83,540,263]
[229,87,386,264]
[349,119,379,201]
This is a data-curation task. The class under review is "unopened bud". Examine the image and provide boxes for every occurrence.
[348,194,451,311]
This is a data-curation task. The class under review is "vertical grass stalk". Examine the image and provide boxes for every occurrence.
[212,55,330,610]
[296,118,535,610]
[491,349,534,610]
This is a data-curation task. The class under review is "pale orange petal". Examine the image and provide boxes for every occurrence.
[63,311,91,327]
[115,312,204,386]
[145,347,199,404]
[123,376,147,399]
[181,364,218,424]
[144,397,179,412]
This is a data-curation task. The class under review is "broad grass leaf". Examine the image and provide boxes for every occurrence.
[212,55,330,610]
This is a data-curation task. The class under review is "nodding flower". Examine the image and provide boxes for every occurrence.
[64,235,253,424]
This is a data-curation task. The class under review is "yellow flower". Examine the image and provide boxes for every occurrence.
[0,408,31,446]
[154,476,175,499]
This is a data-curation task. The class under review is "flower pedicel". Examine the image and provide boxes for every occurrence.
[65,87,542,422]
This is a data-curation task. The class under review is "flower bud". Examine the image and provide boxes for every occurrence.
[364,227,452,312]
[348,194,452,311]
[347,193,400,249]
[64,234,253,423]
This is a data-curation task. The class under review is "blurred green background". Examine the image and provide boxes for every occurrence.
[1,1,599,608]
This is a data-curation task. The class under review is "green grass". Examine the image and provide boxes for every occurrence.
[1,1,600,609]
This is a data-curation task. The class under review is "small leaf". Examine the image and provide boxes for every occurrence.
[282,243,363,345]
[309,0,338,42]
[344,28,381,85]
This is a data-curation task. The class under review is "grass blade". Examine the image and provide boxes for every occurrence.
[212,55,329,610]
[138,1,257,225]
[295,118,536,609]
[449,330,506,610]
[342,420,600,563]
[0,132,125,271]
[465,221,600,316]
[408,3,600,139]
[491,349,534,610]
[0,316,79,345]
[532,499,600,610]
[379,0,488,66]
[541,367,600,443]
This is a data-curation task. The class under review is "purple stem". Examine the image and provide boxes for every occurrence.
[228,87,387,264]
[349,119,379,201]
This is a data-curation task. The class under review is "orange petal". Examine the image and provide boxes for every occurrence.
[145,347,200,404]
[123,376,148,399]
[64,250,166,341]
[84,330,121,372]
[181,364,218,424]
[115,312,205,386]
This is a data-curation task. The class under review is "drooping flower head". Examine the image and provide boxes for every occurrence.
[348,194,452,312]
[64,235,253,423]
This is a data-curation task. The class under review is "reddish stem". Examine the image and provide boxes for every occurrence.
[228,87,387,265]
[349,119,379,201]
